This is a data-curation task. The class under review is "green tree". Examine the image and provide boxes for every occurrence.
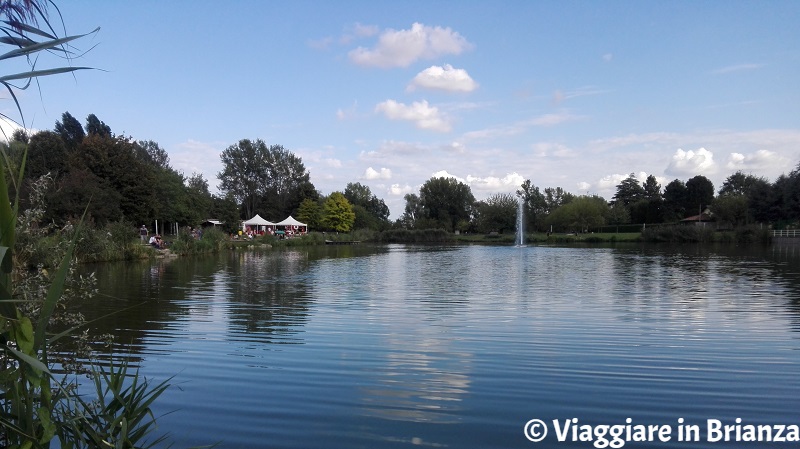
[400,193,421,228]
[210,194,241,234]
[663,179,688,220]
[218,139,268,219]
[474,193,517,234]
[543,186,574,213]
[642,174,662,200]
[418,177,475,231]
[218,139,316,220]
[712,194,749,228]
[685,175,715,215]
[612,173,646,207]
[322,192,355,232]
[546,195,608,232]
[136,139,171,170]
[85,113,112,137]
[297,198,322,230]
[344,182,390,230]
[26,130,67,180]
[606,202,631,225]
[55,111,86,151]
[517,179,547,231]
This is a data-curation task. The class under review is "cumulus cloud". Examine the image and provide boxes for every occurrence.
[725,149,785,170]
[364,166,392,180]
[348,22,473,68]
[389,183,415,196]
[407,64,478,93]
[375,99,451,132]
[431,170,466,183]
[465,172,526,193]
[577,181,592,191]
[665,147,716,176]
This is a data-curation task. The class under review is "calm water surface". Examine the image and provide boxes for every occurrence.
[76,243,800,448]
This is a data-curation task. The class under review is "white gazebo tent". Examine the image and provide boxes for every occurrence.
[276,215,308,235]
[242,214,276,234]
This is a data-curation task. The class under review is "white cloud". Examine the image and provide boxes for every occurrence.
[596,173,632,190]
[170,139,226,192]
[462,111,582,142]
[407,64,478,93]
[389,183,414,196]
[348,22,473,68]
[364,166,392,180]
[431,170,465,183]
[577,181,591,191]
[531,142,575,158]
[725,149,785,171]
[325,158,342,168]
[665,147,716,176]
[465,172,526,193]
[375,99,451,132]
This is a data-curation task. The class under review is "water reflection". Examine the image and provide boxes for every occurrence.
[67,243,800,449]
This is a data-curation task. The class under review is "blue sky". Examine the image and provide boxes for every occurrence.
[5,1,800,219]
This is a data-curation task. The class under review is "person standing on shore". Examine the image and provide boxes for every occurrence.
[140,225,148,243]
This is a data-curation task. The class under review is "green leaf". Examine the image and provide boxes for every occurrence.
[13,314,34,354]
[0,66,94,83]
[0,27,99,62]
[38,407,56,444]
[34,205,89,351]
[5,345,50,375]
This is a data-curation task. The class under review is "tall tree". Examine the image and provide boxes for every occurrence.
[297,198,322,230]
[322,192,355,232]
[136,140,171,170]
[218,139,268,219]
[543,187,574,213]
[612,173,646,207]
[55,112,85,151]
[642,175,662,200]
[685,175,715,215]
[85,113,112,137]
[218,139,316,220]
[26,130,67,180]
[663,179,688,220]
[344,182,390,229]
[418,177,475,232]
[517,179,547,231]
[474,193,517,234]
[400,193,421,228]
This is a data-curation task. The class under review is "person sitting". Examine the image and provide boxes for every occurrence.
[149,235,159,248]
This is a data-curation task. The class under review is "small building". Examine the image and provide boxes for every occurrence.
[681,208,713,226]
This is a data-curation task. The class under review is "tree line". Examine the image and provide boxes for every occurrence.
[7,112,798,236]
[398,163,800,234]
[4,123,393,235]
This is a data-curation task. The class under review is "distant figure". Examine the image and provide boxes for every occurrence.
[140,225,148,242]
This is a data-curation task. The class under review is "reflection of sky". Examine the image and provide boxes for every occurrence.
[79,244,800,448]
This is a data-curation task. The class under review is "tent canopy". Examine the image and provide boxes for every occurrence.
[276,216,307,227]
[243,214,276,226]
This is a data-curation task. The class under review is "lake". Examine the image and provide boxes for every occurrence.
[74,243,800,448]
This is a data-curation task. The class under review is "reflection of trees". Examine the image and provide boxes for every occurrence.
[609,244,800,330]
[223,251,313,341]
[75,256,219,360]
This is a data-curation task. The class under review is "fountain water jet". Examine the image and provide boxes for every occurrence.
[515,196,525,246]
